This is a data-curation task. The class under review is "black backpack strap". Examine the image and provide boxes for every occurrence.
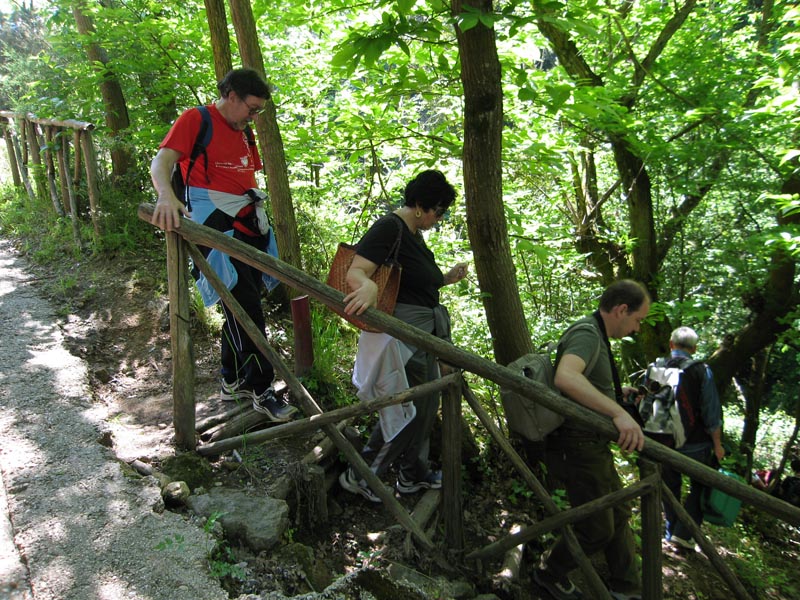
[182,106,213,211]
[244,124,255,146]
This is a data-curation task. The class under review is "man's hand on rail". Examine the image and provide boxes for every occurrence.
[152,195,190,231]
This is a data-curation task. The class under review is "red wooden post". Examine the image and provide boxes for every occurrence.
[291,295,313,376]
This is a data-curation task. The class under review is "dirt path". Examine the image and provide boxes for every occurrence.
[0,240,228,600]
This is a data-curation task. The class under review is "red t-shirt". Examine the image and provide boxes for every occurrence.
[160,104,262,195]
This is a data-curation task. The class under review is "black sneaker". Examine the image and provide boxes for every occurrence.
[533,566,583,600]
[338,467,382,503]
[220,377,247,401]
[252,387,298,422]
[396,470,442,493]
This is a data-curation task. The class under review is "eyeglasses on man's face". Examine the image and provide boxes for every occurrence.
[238,93,266,116]
[245,102,265,116]
[433,205,448,218]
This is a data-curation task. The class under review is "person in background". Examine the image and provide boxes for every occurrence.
[150,68,297,423]
[752,467,779,493]
[654,326,724,553]
[534,280,649,600]
[337,170,469,503]
[777,459,800,507]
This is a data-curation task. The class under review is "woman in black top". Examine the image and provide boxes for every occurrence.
[338,170,469,502]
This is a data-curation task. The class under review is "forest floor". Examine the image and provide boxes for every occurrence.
[5,236,800,600]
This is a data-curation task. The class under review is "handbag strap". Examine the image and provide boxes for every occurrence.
[386,213,404,264]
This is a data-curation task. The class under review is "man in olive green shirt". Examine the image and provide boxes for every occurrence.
[534,280,649,600]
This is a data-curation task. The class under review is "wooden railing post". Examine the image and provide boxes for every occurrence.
[166,232,195,450]
[442,370,463,550]
[639,458,663,600]
[25,119,47,202]
[291,295,313,377]
[1,119,22,187]
[80,130,103,240]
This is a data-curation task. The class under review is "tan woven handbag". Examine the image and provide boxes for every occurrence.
[326,217,403,332]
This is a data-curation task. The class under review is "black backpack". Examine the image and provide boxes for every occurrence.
[779,476,800,507]
[170,106,256,211]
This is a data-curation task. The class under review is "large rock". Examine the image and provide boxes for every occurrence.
[187,488,289,552]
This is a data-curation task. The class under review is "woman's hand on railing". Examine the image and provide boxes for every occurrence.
[343,277,378,316]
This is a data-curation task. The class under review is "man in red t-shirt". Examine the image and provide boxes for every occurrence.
[150,68,296,423]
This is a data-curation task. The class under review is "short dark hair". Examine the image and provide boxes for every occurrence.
[217,68,271,101]
[403,170,456,212]
[599,279,650,313]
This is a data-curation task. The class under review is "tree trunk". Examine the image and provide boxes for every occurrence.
[227,0,303,293]
[451,0,532,365]
[204,0,232,80]
[708,168,800,395]
[737,347,769,476]
[72,1,132,182]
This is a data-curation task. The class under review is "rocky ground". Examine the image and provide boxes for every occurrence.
[1,235,799,600]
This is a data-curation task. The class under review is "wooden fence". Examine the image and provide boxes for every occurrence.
[0,110,102,246]
[137,202,800,600]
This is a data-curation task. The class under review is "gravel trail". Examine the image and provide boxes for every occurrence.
[0,240,228,600]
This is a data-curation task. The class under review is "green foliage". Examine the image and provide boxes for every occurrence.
[303,306,358,409]
[190,287,223,338]
[203,512,245,583]
[507,477,533,505]
[712,515,798,597]
[154,532,186,553]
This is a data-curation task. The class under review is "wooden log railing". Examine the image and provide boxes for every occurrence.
[137,202,800,599]
[172,225,443,562]
[0,111,102,242]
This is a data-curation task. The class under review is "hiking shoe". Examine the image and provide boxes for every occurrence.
[669,535,696,552]
[220,377,247,401]
[338,467,382,503]
[533,566,582,600]
[396,470,442,494]
[252,387,298,422]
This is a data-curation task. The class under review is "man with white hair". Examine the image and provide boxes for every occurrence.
[660,326,725,552]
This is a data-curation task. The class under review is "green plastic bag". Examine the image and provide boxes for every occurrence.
[702,469,744,527]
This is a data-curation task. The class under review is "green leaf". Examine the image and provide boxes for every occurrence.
[396,0,415,14]
[457,14,479,32]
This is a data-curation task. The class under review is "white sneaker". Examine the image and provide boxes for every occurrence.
[251,387,298,422]
[338,468,382,503]
[219,377,247,401]
[669,535,697,552]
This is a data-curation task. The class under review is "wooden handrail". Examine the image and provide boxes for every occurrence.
[136,201,800,527]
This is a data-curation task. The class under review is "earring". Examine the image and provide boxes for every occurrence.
[415,209,422,218]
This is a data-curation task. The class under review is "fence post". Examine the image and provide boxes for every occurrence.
[55,129,81,249]
[442,369,464,550]
[25,119,47,202]
[80,130,103,240]
[639,458,663,600]
[291,295,313,377]
[1,119,22,187]
[166,232,195,450]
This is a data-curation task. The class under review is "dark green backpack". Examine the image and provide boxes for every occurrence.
[501,322,601,442]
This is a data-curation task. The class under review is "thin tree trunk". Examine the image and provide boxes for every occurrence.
[72,1,132,181]
[451,0,532,365]
[227,0,303,294]
[204,0,232,80]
